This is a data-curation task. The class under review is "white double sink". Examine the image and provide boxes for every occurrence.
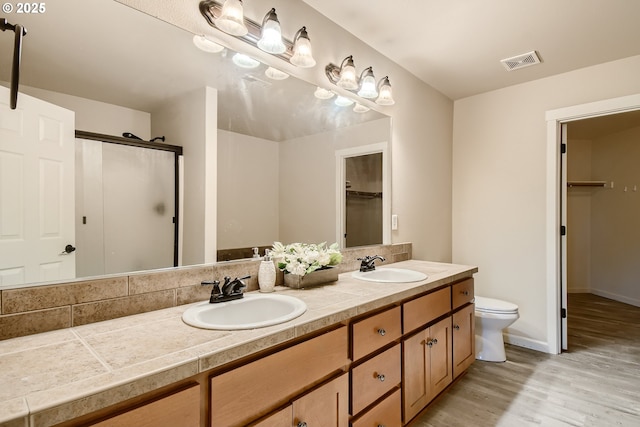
[182,268,427,330]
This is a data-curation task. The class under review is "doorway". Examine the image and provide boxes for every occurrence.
[547,93,640,353]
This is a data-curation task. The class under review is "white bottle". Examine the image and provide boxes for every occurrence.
[258,249,276,293]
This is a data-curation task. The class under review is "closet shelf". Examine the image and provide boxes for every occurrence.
[567,181,607,188]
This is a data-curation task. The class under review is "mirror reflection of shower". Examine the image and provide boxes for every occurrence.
[345,153,383,247]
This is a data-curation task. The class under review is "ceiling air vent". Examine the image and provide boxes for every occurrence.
[500,51,541,71]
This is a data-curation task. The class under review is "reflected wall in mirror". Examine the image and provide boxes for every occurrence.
[0,0,391,288]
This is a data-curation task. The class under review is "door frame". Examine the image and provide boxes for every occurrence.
[335,142,391,249]
[545,93,640,354]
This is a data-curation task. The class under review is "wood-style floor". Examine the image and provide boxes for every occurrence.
[408,293,640,427]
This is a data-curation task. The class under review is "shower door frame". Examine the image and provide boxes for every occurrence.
[75,130,183,267]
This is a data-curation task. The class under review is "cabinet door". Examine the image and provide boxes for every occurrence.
[402,317,453,423]
[293,373,349,427]
[453,303,475,378]
[402,329,430,422]
[90,385,200,427]
[429,317,453,397]
[351,388,401,427]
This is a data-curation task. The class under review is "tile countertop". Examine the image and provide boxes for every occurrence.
[0,260,477,427]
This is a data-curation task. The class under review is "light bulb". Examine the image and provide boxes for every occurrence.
[290,27,316,68]
[214,0,248,37]
[257,9,286,54]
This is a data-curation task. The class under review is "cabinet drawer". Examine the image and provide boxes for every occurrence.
[452,278,474,309]
[351,388,401,427]
[211,326,348,427]
[351,344,401,415]
[91,385,200,427]
[352,306,401,361]
[403,287,451,333]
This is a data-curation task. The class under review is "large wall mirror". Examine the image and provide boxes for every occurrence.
[0,0,391,289]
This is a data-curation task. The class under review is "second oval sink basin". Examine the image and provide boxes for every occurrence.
[182,293,307,330]
[352,268,427,283]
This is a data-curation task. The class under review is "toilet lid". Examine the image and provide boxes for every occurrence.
[475,296,519,314]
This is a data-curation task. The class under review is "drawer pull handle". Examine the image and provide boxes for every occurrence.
[298,422,308,427]
[377,328,386,336]
[378,425,386,427]
[462,290,469,296]
[376,374,386,382]
[453,324,460,330]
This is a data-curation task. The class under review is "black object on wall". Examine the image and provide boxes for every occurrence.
[1,18,27,110]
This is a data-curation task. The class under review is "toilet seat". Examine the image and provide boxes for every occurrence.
[474,296,518,314]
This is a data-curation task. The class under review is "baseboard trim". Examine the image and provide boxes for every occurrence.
[503,333,551,354]
[590,289,640,308]
[568,288,590,293]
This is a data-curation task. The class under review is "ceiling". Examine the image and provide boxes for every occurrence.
[301,0,640,100]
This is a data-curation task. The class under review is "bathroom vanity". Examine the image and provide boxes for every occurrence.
[0,260,476,427]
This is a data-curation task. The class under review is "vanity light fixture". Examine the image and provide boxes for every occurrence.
[213,0,248,36]
[314,86,335,100]
[265,66,289,80]
[193,35,225,53]
[290,27,316,68]
[375,76,395,105]
[336,56,358,90]
[357,66,378,99]
[232,52,260,68]
[353,103,370,113]
[325,57,395,106]
[200,0,316,68]
[257,8,286,54]
[334,95,355,107]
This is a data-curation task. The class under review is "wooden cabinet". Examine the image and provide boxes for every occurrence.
[351,344,401,414]
[453,303,475,378]
[352,306,401,361]
[351,389,401,427]
[250,374,349,427]
[402,317,453,423]
[211,326,349,426]
[89,385,200,427]
[452,278,474,309]
[403,287,451,333]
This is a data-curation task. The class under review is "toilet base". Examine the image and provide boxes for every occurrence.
[475,329,507,362]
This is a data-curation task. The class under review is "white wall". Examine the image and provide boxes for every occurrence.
[152,87,217,265]
[217,130,279,249]
[18,85,150,138]
[452,55,640,352]
[279,118,391,245]
[590,125,640,306]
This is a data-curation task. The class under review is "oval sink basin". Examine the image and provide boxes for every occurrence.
[352,268,427,283]
[182,293,307,330]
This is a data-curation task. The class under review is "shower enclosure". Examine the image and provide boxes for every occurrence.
[75,132,180,277]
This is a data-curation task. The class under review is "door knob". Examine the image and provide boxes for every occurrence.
[60,244,76,255]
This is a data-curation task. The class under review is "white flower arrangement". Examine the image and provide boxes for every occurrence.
[271,241,343,276]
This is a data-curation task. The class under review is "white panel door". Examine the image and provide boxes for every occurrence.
[0,87,75,287]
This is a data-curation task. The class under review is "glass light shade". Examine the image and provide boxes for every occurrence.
[353,103,370,113]
[290,27,316,68]
[357,68,378,98]
[192,35,224,53]
[214,0,248,36]
[265,67,289,80]
[337,56,358,90]
[334,96,355,107]
[376,77,396,105]
[257,9,286,54]
[314,87,335,100]
[232,53,260,69]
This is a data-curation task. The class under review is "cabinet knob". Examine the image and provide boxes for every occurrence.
[376,374,386,382]
[426,339,433,347]
[297,422,308,427]
[432,338,438,345]
[462,290,469,296]
[377,328,386,336]
[453,324,460,330]
[378,425,386,427]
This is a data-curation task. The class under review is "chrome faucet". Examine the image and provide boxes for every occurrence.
[201,275,250,303]
[357,255,386,272]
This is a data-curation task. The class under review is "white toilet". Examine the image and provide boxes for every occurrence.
[474,296,519,362]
